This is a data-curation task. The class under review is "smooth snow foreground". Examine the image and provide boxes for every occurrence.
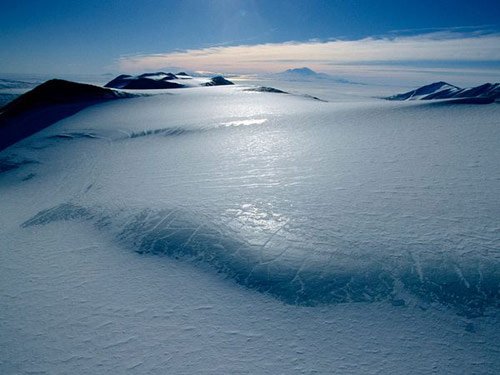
[1,84,499,374]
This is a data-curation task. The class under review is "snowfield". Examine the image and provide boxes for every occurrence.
[0,82,499,374]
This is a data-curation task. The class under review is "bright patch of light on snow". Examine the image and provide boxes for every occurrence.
[221,118,267,127]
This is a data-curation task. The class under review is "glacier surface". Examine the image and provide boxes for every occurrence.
[0,82,499,374]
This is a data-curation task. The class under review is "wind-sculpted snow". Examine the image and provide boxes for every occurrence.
[48,131,101,140]
[0,155,38,173]
[39,119,271,144]
[23,203,499,316]
[2,83,500,373]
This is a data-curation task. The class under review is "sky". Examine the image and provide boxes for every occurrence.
[1,0,499,82]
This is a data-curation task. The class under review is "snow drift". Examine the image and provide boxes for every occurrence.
[21,201,499,315]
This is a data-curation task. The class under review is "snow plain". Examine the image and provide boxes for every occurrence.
[0,80,499,374]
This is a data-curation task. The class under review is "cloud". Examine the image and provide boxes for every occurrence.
[118,31,500,74]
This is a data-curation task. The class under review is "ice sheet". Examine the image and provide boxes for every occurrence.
[1,84,499,374]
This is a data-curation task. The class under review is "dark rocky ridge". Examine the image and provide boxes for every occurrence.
[104,72,184,89]
[244,86,327,102]
[104,72,233,89]
[0,79,134,151]
[202,75,234,86]
[244,86,288,94]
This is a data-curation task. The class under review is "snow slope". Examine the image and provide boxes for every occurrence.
[387,81,500,103]
[0,79,134,151]
[0,83,499,374]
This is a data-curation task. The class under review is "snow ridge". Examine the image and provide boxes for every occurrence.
[22,203,499,316]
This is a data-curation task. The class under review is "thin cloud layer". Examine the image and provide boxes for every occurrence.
[118,31,500,74]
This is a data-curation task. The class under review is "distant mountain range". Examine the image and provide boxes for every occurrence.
[273,67,354,84]
[2,75,497,151]
[386,81,500,104]
[0,73,235,150]
[104,72,234,89]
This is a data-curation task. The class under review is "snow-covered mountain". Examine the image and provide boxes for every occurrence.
[104,72,234,89]
[273,67,353,83]
[0,73,237,150]
[387,81,500,103]
[278,67,331,79]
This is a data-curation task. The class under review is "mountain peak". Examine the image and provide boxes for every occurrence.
[104,72,233,90]
[275,67,333,81]
[386,81,499,103]
[284,67,318,75]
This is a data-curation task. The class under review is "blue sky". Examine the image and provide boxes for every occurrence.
[1,0,499,79]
